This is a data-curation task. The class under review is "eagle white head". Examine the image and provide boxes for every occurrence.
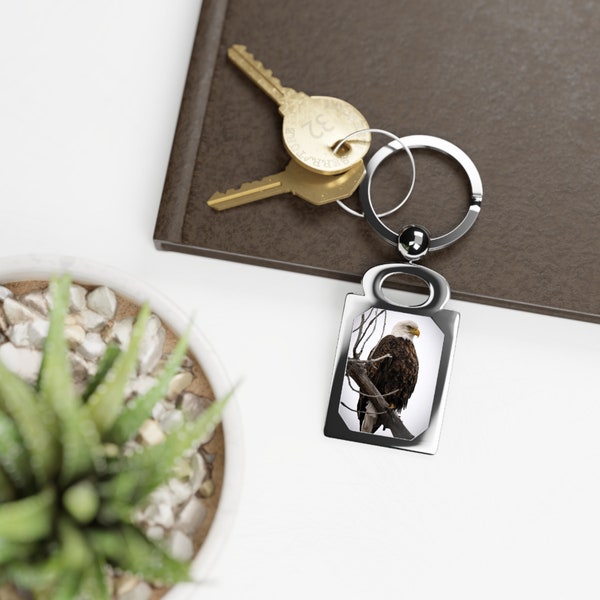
[391,320,420,341]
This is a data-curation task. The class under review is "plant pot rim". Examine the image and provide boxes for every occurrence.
[0,254,244,597]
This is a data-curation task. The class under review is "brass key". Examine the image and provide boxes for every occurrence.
[228,45,371,176]
[207,160,365,211]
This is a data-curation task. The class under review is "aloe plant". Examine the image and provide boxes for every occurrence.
[0,275,228,599]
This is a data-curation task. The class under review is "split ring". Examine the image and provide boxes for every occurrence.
[334,128,416,218]
[359,135,483,258]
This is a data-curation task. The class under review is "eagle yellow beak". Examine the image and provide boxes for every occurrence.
[411,326,421,337]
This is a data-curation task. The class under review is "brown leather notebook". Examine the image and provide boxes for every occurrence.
[154,0,600,324]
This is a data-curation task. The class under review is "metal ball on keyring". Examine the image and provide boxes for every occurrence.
[398,225,431,261]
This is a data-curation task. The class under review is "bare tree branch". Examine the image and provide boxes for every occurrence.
[352,308,386,359]
[346,358,413,440]
[356,309,385,357]
[366,353,392,364]
[351,310,370,358]
[351,310,368,334]
[345,356,399,398]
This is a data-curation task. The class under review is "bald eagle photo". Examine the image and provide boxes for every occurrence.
[358,320,420,433]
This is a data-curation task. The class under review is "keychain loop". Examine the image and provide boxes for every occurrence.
[334,128,417,219]
[359,135,483,255]
[362,263,451,314]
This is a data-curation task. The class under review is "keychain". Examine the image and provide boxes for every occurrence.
[324,133,483,454]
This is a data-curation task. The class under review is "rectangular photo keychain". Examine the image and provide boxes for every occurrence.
[325,133,483,454]
[324,264,459,454]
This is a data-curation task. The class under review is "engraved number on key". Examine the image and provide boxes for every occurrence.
[207,161,366,211]
[302,113,335,139]
[228,45,371,175]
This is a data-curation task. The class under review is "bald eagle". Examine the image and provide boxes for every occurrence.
[358,320,420,433]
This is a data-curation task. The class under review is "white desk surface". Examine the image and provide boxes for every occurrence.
[1,2,599,598]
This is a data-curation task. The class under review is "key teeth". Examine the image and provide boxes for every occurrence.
[207,188,237,205]
[229,44,267,72]
[228,44,285,94]
[212,179,265,198]
[207,175,283,210]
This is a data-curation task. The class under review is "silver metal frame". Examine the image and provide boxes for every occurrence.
[324,263,460,454]
[359,134,483,251]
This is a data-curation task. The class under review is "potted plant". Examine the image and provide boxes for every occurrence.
[0,256,241,599]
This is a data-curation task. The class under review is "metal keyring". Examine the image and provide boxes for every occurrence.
[359,134,483,257]
[334,128,416,218]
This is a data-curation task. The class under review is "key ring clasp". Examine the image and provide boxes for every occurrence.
[334,128,417,219]
[359,134,483,259]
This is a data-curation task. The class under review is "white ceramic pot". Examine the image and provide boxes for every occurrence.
[0,254,243,599]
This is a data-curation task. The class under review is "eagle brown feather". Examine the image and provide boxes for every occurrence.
[357,332,419,433]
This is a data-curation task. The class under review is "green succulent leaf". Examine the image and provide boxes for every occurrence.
[3,552,63,595]
[0,466,16,502]
[62,480,100,525]
[50,569,81,600]
[0,360,58,486]
[2,519,100,598]
[77,556,110,600]
[0,410,34,494]
[82,343,121,402]
[0,538,36,566]
[52,571,81,600]
[103,392,229,507]
[38,275,78,413]
[0,486,55,543]
[87,303,151,434]
[107,326,190,445]
[63,408,106,487]
[37,275,103,486]
[89,525,189,585]
[57,517,93,572]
